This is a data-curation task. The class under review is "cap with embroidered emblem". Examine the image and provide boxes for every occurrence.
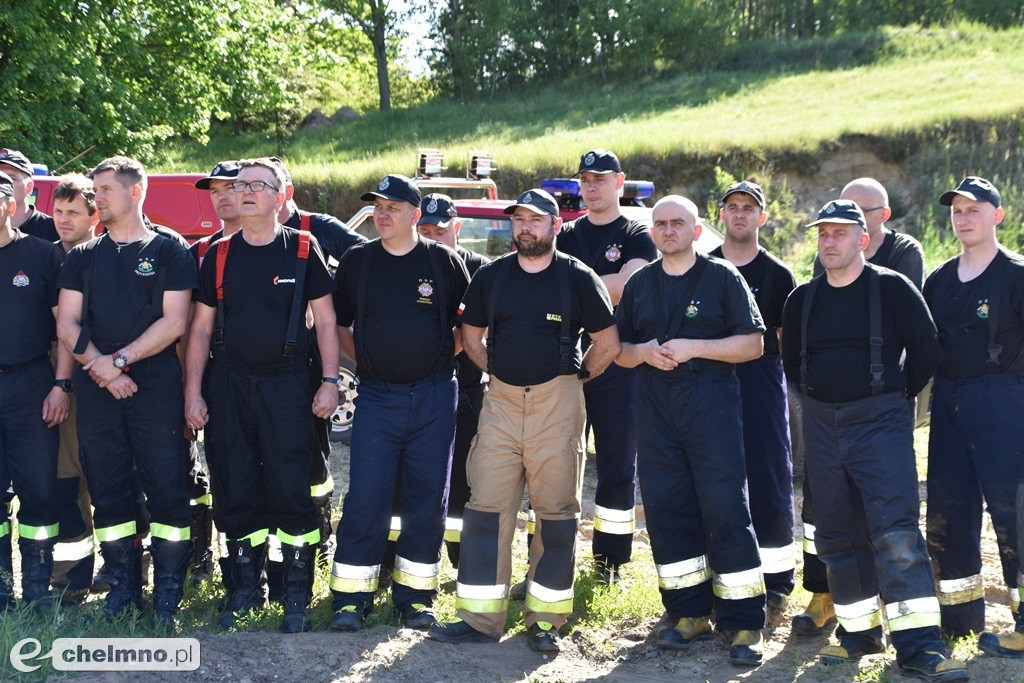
[417,193,458,227]
[719,181,766,210]
[807,199,866,229]
[361,174,421,207]
[503,189,559,217]
[0,149,33,177]
[939,176,1001,208]
[195,160,240,189]
[572,149,621,176]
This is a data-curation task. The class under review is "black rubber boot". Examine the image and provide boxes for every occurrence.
[151,538,194,629]
[0,533,14,611]
[189,505,214,585]
[218,540,268,630]
[281,544,315,634]
[99,537,143,619]
[19,538,56,610]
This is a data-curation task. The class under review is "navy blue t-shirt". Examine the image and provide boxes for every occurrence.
[709,246,796,356]
[0,231,63,364]
[284,209,366,264]
[556,215,658,277]
[19,209,58,243]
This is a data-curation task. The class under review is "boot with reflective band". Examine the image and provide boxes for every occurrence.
[792,592,837,636]
[218,540,269,630]
[656,615,713,649]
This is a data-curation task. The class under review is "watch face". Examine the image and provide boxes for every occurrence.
[113,355,127,368]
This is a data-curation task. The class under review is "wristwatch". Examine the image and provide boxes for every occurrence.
[322,377,339,385]
[53,379,74,393]
[112,351,130,372]
[577,366,591,381]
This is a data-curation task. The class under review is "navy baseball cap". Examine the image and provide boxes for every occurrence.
[361,174,421,207]
[195,160,240,189]
[0,148,33,177]
[418,193,458,227]
[573,149,621,176]
[503,189,559,218]
[720,181,766,210]
[940,176,1001,208]
[807,199,866,230]
[0,171,14,198]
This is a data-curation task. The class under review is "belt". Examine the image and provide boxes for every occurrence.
[0,353,49,374]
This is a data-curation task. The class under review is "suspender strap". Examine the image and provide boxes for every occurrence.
[556,255,574,375]
[486,255,515,376]
[650,255,709,344]
[424,240,451,359]
[867,266,884,395]
[73,237,103,355]
[986,253,1006,373]
[299,211,311,233]
[798,275,822,394]
[282,230,312,360]
[212,237,233,351]
[355,241,376,376]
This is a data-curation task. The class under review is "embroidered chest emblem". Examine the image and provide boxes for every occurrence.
[604,245,622,262]
[135,259,155,276]
[977,299,990,319]
[11,270,29,287]
[417,279,434,304]
[685,300,700,318]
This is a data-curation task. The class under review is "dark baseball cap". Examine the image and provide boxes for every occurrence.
[503,189,559,218]
[940,176,1001,208]
[0,148,33,177]
[807,199,866,230]
[268,157,293,186]
[573,149,621,176]
[720,181,766,210]
[0,171,14,198]
[361,174,421,207]
[195,160,240,190]
[418,193,458,227]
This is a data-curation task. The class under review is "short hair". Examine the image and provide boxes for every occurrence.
[91,156,147,190]
[53,173,97,215]
[238,158,287,192]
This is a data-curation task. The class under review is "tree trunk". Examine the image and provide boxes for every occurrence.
[372,5,391,111]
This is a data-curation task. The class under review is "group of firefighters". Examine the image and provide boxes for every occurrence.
[1,143,1021,681]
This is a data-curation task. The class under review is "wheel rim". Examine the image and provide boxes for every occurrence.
[331,367,358,434]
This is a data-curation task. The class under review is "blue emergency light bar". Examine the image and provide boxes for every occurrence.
[623,181,654,200]
[541,178,581,197]
[32,164,49,176]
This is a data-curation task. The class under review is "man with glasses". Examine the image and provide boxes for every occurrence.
[184,159,339,633]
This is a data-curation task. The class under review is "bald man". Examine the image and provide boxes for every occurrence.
[615,196,767,667]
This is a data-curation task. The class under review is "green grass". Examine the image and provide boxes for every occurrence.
[159,24,1024,198]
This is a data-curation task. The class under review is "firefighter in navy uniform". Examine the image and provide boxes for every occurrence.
[0,171,70,609]
[615,195,767,667]
[271,157,366,596]
[708,181,797,626]
[429,189,620,652]
[797,177,927,635]
[329,175,469,632]
[185,158,339,633]
[554,149,657,585]
[56,157,196,625]
[919,178,1024,658]
[0,148,58,242]
[781,200,967,681]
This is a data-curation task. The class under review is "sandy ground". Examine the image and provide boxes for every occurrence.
[66,439,1024,683]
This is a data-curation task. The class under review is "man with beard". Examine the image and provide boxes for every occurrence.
[429,189,619,652]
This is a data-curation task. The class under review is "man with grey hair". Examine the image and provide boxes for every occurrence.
[782,200,965,680]
[615,195,768,667]
[57,156,197,624]
[185,158,339,633]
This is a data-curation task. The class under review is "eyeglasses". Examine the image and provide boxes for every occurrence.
[860,205,885,213]
[230,181,279,193]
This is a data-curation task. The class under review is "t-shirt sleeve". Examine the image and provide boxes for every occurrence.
[333,249,358,327]
[576,264,616,333]
[622,223,658,263]
[447,251,471,325]
[196,247,218,307]
[772,262,798,328]
[57,246,85,293]
[458,266,489,328]
[891,236,925,291]
[780,285,805,386]
[615,273,643,344]
[889,273,939,396]
[164,240,200,292]
[305,237,337,301]
[722,266,766,335]
[46,243,63,308]
[312,214,367,262]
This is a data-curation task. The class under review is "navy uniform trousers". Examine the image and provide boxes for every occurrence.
[803,391,943,664]
[927,373,1024,636]
[637,365,766,630]
[584,360,639,568]
[331,369,456,615]
[735,354,795,596]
